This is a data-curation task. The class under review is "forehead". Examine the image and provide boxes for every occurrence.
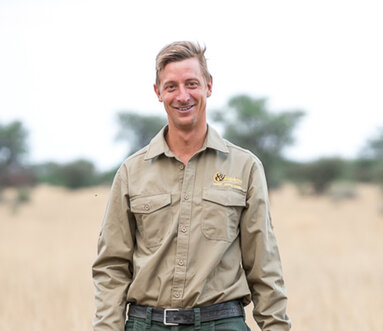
[159,58,203,84]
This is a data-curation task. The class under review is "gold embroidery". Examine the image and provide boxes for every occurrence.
[213,172,243,189]
[214,172,226,182]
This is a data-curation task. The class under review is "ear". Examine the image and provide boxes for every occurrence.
[154,84,163,102]
[207,76,213,98]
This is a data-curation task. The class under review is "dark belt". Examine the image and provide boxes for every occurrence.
[128,300,244,326]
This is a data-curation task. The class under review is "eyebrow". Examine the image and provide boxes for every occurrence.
[185,78,199,82]
[163,80,177,87]
[162,76,201,87]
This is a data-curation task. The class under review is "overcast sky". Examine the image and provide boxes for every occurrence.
[1,0,382,170]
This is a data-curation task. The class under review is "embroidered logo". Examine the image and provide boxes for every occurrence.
[214,172,226,182]
[213,172,243,189]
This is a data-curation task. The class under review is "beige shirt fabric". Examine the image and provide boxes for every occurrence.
[92,125,291,330]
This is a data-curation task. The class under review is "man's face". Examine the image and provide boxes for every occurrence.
[154,57,212,132]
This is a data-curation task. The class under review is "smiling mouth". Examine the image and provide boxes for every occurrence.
[175,105,194,112]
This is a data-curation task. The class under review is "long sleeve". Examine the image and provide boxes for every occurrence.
[92,167,136,331]
[240,159,291,330]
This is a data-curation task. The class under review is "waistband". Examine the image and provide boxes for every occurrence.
[127,300,244,326]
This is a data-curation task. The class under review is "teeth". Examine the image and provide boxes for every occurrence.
[178,105,193,111]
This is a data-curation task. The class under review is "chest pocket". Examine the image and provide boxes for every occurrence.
[130,193,172,248]
[201,188,247,242]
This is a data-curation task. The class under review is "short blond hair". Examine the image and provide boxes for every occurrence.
[155,41,211,87]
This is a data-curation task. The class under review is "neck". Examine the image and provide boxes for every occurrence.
[165,123,207,164]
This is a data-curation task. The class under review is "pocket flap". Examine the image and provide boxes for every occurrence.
[202,188,246,207]
[130,193,171,214]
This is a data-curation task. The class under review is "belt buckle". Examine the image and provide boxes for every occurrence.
[163,308,179,326]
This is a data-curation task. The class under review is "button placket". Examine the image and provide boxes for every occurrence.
[179,163,185,183]
[170,160,196,307]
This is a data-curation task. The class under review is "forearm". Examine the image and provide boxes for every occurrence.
[241,160,291,330]
[92,255,132,330]
[243,224,290,330]
[92,167,135,330]
[248,245,290,330]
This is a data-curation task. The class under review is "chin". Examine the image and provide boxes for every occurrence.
[173,119,197,130]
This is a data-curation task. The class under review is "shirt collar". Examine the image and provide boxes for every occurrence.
[144,124,229,161]
[203,125,229,154]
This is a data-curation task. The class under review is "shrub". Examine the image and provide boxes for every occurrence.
[297,158,346,194]
[34,159,99,189]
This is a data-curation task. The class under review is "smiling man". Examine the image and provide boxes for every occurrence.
[92,41,291,331]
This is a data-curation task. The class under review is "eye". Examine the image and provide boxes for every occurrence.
[165,84,175,91]
[187,81,198,88]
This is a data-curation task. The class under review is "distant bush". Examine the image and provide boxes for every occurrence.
[351,158,377,182]
[96,166,119,185]
[34,162,64,186]
[371,160,383,187]
[34,160,117,189]
[34,159,99,189]
[287,157,347,194]
[59,160,98,189]
[0,165,36,188]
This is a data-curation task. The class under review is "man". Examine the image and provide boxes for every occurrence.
[93,41,291,330]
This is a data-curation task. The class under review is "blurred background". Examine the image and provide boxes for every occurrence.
[1,0,382,330]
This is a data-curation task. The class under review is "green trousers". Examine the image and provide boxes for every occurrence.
[125,316,251,331]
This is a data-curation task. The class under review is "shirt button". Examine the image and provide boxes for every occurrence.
[184,193,189,200]
[179,164,184,170]
[144,203,150,211]
[174,292,180,298]
[181,226,187,233]
[178,260,184,266]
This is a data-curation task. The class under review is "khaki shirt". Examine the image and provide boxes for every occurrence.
[92,125,290,330]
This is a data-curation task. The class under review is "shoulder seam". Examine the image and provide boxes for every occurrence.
[224,139,262,162]
[124,146,149,163]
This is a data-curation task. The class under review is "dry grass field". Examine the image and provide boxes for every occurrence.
[0,183,382,330]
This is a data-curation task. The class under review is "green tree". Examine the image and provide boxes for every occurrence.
[212,95,304,188]
[116,112,167,155]
[362,126,383,159]
[358,126,383,186]
[0,120,34,188]
[0,120,28,168]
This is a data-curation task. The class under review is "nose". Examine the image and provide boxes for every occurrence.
[176,85,190,104]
